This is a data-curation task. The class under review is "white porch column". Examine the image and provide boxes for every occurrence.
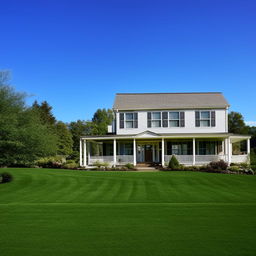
[224,138,228,162]
[192,138,196,166]
[88,142,91,166]
[83,140,87,167]
[113,139,117,167]
[247,138,251,155]
[133,138,136,166]
[79,139,83,167]
[161,138,165,167]
[228,137,232,165]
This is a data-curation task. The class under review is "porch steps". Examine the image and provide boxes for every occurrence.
[136,166,159,171]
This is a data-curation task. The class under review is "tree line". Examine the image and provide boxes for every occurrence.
[0,71,113,166]
[0,70,255,167]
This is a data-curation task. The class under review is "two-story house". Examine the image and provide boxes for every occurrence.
[80,93,250,167]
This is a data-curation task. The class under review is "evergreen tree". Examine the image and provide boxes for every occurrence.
[56,121,73,155]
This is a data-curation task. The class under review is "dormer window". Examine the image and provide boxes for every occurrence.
[120,112,138,129]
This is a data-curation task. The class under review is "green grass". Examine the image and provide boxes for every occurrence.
[1,168,256,256]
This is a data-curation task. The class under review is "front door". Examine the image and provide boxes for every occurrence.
[145,145,153,162]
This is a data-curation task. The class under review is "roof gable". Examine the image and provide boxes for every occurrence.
[135,131,161,138]
[113,92,229,110]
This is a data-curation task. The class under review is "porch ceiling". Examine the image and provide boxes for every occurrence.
[230,135,251,143]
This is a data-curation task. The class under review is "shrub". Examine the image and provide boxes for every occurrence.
[208,160,228,171]
[228,166,240,172]
[182,166,193,171]
[244,169,254,175]
[37,156,65,168]
[125,163,135,170]
[0,172,13,183]
[250,165,256,171]
[239,162,249,169]
[102,162,110,168]
[63,160,78,169]
[93,161,103,168]
[168,155,180,170]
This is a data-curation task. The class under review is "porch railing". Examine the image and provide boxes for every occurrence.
[231,155,248,163]
[195,155,225,164]
[89,155,134,165]
[164,155,193,164]
[89,156,114,166]
[165,154,225,165]
[117,155,134,164]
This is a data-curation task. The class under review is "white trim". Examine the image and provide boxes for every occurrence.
[81,133,236,140]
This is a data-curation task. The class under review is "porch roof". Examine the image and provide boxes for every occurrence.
[81,132,250,141]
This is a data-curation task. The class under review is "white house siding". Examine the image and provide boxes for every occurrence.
[116,109,228,135]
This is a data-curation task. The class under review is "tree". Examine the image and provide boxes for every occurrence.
[69,120,95,152]
[69,109,113,153]
[55,121,73,155]
[92,108,113,135]
[228,111,249,134]
[0,71,58,166]
[32,100,56,127]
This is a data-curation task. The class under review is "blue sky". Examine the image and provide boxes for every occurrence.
[1,0,255,124]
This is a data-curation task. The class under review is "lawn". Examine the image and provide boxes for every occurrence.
[0,168,256,256]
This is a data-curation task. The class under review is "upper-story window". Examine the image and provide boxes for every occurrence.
[119,112,138,129]
[148,111,185,128]
[195,111,216,127]
[169,112,180,127]
[147,112,161,127]
[152,112,161,127]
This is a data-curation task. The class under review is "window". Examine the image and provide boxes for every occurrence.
[119,143,133,155]
[152,112,161,127]
[167,141,192,155]
[195,111,216,127]
[196,141,216,155]
[125,113,134,128]
[169,112,180,127]
[120,113,138,129]
[200,111,210,127]
[148,111,185,128]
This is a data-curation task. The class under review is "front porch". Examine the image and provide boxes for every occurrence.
[80,133,250,167]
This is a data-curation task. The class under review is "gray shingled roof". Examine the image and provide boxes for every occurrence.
[113,92,229,110]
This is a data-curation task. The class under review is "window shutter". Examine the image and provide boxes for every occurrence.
[195,111,200,127]
[147,112,151,128]
[211,111,216,127]
[162,112,168,127]
[120,113,124,129]
[134,113,138,128]
[180,112,185,127]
